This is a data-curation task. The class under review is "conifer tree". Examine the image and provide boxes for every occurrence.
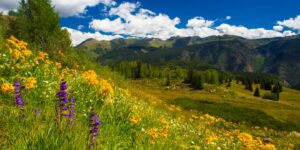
[254,87,260,97]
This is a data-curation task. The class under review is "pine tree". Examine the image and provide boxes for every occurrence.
[254,87,260,97]
[272,84,280,100]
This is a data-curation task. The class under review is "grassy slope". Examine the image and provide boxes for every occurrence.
[128,79,300,131]
[1,36,300,149]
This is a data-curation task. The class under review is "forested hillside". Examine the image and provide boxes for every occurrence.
[76,35,300,89]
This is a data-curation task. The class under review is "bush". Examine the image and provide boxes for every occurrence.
[263,92,278,101]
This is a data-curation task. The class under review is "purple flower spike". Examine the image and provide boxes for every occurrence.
[56,80,69,123]
[14,79,25,117]
[88,112,100,150]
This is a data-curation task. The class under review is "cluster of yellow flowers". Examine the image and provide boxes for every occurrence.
[201,114,224,124]
[238,132,276,150]
[204,133,218,144]
[6,36,32,63]
[34,51,48,64]
[160,116,170,129]
[100,79,114,97]
[167,105,182,112]
[146,116,170,141]
[25,77,37,89]
[148,128,158,138]
[0,83,14,94]
[82,70,99,85]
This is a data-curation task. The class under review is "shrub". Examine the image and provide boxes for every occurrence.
[263,92,278,101]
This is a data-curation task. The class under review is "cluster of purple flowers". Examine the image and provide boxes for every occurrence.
[56,80,76,125]
[57,80,68,114]
[88,112,101,150]
[14,79,25,117]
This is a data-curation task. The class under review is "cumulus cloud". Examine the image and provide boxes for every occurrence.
[277,15,300,31]
[0,0,116,17]
[186,17,214,28]
[273,25,283,31]
[216,24,291,39]
[90,18,124,33]
[52,0,116,17]
[63,27,122,46]
[88,2,297,40]
[90,2,181,39]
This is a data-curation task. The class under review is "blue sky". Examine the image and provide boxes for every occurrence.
[1,0,300,45]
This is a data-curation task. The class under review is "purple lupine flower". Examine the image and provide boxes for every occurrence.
[88,112,101,150]
[57,80,69,117]
[69,97,75,125]
[14,79,25,118]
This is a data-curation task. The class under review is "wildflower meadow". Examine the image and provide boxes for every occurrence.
[0,36,299,150]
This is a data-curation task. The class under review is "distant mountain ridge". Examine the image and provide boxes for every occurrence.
[76,35,300,88]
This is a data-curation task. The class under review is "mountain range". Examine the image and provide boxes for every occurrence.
[76,34,300,89]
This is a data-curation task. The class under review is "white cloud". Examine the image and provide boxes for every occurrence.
[77,25,85,30]
[90,18,124,33]
[186,17,214,28]
[90,2,181,39]
[273,25,283,31]
[52,0,116,17]
[0,0,19,14]
[216,24,287,39]
[63,27,122,46]
[0,0,116,17]
[90,2,298,40]
[277,15,300,31]
[226,16,232,20]
[109,2,139,18]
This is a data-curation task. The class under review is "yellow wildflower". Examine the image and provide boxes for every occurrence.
[160,129,168,138]
[0,83,14,93]
[25,77,37,89]
[45,60,52,65]
[100,79,114,97]
[56,62,62,68]
[130,116,140,124]
[148,128,158,138]
[22,49,32,57]
[205,134,218,144]
[83,70,99,85]
[238,132,253,143]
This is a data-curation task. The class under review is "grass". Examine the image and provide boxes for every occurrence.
[170,98,300,131]
[129,79,300,131]
[1,36,300,149]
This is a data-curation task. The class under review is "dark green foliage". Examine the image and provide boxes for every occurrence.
[263,92,279,101]
[165,73,171,86]
[8,10,18,17]
[15,0,71,52]
[254,87,260,97]
[271,82,281,100]
[244,78,253,92]
[226,81,231,88]
[191,73,204,90]
[114,61,187,80]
